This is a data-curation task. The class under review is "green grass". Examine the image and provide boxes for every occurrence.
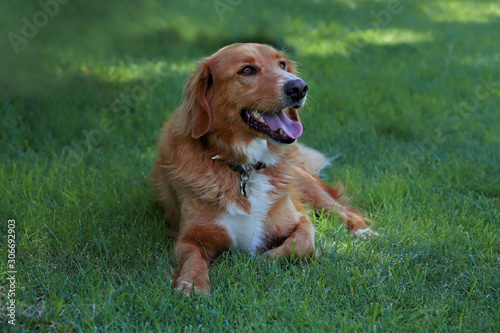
[1,0,499,331]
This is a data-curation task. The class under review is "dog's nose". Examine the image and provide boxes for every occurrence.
[284,79,308,101]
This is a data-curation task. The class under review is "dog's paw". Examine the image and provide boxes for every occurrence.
[262,247,284,260]
[352,227,379,240]
[263,244,316,260]
[174,279,211,296]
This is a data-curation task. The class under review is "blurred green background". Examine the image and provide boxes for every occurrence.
[1,0,499,157]
[1,0,499,163]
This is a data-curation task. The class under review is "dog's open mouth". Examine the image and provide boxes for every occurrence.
[241,109,303,144]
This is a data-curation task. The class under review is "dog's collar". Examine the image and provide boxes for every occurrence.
[226,161,266,198]
[226,161,266,175]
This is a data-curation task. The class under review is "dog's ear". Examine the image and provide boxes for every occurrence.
[182,60,214,138]
[286,108,300,122]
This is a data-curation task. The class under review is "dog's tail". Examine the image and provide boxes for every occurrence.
[296,143,330,176]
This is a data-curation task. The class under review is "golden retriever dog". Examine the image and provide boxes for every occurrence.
[153,43,375,295]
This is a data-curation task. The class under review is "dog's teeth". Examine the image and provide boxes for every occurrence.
[251,110,267,124]
[278,129,289,138]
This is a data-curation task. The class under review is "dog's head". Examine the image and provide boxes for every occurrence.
[179,43,308,148]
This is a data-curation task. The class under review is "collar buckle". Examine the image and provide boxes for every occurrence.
[226,161,266,198]
[240,172,250,197]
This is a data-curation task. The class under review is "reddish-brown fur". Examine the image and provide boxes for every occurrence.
[153,43,371,295]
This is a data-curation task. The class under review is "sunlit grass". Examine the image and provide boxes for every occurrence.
[349,28,433,45]
[420,0,500,23]
[296,25,433,57]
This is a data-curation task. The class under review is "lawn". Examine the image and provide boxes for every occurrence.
[1,0,499,331]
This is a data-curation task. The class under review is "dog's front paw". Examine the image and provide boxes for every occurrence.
[174,277,211,296]
[263,247,284,259]
[263,243,316,260]
[352,227,379,240]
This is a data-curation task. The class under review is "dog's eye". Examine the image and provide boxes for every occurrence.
[279,61,286,70]
[239,66,257,75]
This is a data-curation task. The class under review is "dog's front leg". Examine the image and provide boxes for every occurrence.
[265,215,316,259]
[173,238,212,295]
[173,224,231,295]
[293,166,375,237]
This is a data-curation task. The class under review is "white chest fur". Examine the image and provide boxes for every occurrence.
[217,172,274,252]
[241,139,279,166]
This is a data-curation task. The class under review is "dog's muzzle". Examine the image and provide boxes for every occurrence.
[284,79,308,108]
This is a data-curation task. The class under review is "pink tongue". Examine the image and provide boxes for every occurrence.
[261,111,303,139]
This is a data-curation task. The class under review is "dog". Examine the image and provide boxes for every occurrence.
[153,43,375,295]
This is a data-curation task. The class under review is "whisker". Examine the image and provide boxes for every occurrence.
[306,93,317,103]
